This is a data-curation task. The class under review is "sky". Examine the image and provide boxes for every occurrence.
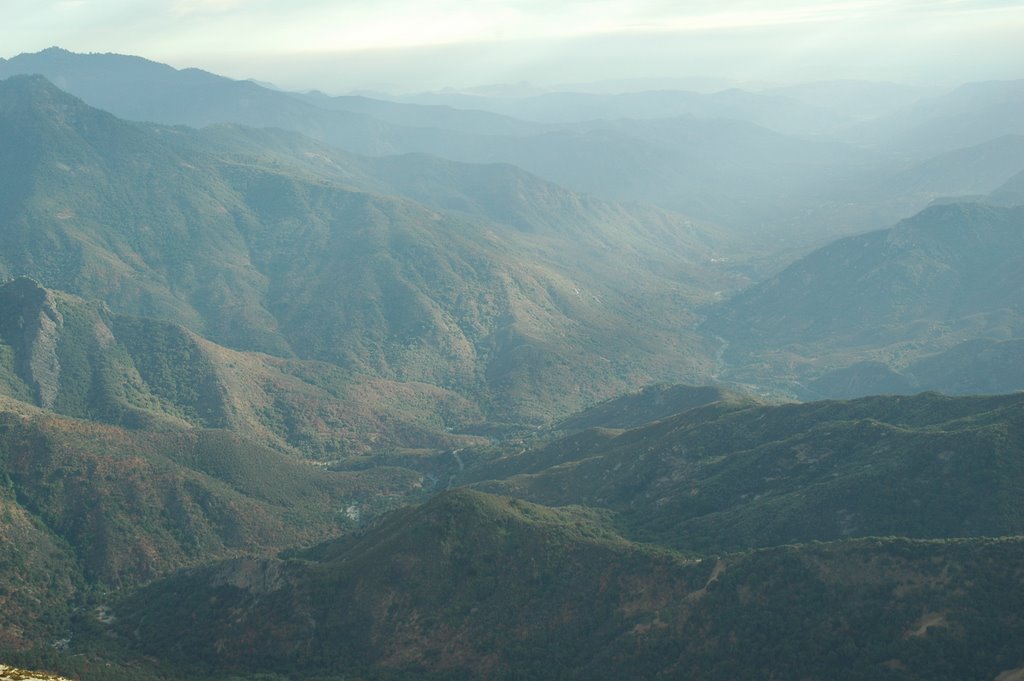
[4,0,1024,93]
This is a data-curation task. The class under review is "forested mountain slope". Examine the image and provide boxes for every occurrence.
[0,75,727,423]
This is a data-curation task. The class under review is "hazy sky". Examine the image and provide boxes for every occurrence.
[5,0,1024,92]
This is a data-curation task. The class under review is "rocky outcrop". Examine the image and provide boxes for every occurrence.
[0,663,74,681]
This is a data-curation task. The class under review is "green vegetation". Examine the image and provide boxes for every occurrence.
[0,400,431,648]
[553,383,757,432]
[0,278,486,456]
[7,386,1023,680]
[473,392,1024,551]
[70,492,1024,681]
[110,316,227,426]
[0,480,81,650]
[106,490,703,680]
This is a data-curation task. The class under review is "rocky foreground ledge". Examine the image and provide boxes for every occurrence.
[0,665,72,681]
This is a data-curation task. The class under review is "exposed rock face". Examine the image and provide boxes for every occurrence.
[0,278,63,408]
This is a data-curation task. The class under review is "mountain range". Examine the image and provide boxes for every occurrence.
[5,48,1024,244]
[0,46,1022,681]
[0,74,728,425]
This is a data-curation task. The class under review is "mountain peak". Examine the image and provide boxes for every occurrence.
[1,72,59,89]
[0,72,83,104]
[13,45,166,65]
[0,72,125,147]
[300,488,626,565]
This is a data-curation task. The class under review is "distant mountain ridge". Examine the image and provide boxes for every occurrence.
[389,86,849,133]
[9,48,1018,243]
[846,79,1024,157]
[0,47,413,155]
[703,200,1024,394]
[763,79,939,120]
[810,338,1024,399]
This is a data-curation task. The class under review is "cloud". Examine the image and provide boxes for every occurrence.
[3,0,1022,89]
[169,0,252,18]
